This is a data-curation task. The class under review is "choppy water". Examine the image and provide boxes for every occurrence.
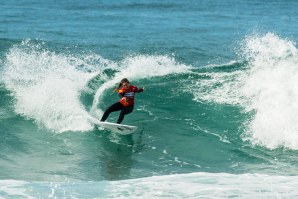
[1,0,298,198]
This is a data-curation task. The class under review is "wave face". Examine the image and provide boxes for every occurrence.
[1,34,298,184]
[1,41,190,132]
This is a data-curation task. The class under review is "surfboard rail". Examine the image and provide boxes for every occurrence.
[88,116,137,135]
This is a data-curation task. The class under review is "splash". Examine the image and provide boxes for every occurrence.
[240,33,298,149]
[188,58,247,107]
[1,40,101,132]
[191,33,298,149]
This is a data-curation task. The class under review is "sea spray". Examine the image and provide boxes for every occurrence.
[190,33,298,149]
[240,33,298,149]
[1,41,99,132]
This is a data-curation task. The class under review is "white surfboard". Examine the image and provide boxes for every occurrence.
[88,116,138,135]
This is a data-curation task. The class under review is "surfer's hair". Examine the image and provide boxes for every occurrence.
[121,78,129,83]
[117,78,130,89]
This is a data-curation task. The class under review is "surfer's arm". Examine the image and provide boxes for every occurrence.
[118,88,126,98]
[118,92,124,98]
[113,82,123,94]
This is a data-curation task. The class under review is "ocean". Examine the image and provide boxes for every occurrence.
[1,0,298,198]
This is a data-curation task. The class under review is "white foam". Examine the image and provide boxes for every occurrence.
[1,173,298,198]
[240,33,298,149]
[190,70,244,104]
[0,180,30,198]
[190,33,298,149]
[2,41,99,132]
[107,172,298,198]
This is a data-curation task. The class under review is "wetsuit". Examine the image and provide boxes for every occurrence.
[100,85,144,124]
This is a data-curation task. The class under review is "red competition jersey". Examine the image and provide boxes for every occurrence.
[118,85,142,106]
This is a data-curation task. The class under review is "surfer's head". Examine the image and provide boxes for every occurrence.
[117,78,130,89]
[121,78,130,84]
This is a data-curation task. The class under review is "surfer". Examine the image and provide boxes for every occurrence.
[100,78,144,124]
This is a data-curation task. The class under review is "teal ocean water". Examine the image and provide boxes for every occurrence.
[1,0,298,198]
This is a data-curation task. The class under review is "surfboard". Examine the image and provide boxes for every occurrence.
[88,116,138,135]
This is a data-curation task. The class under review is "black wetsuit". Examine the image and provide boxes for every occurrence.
[100,102,134,124]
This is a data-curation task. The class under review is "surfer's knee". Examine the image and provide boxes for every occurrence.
[126,106,134,114]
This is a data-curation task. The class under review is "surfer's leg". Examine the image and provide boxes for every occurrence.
[117,105,134,124]
[101,102,123,122]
